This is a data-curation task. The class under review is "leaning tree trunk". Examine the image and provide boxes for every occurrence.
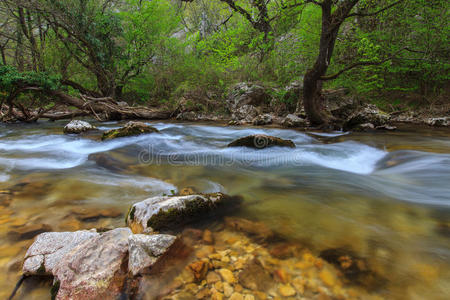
[303,1,338,126]
[302,0,359,127]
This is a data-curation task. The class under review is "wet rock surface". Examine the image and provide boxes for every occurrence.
[23,230,99,275]
[126,193,242,233]
[53,228,132,300]
[102,121,159,140]
[63,120,96,134]
[227,134,295,149]
[128,234,178,276]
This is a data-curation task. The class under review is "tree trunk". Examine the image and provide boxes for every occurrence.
[303,1,336,126]
[302,0,359,127]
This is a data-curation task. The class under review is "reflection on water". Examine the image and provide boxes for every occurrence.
[0,120,449,299]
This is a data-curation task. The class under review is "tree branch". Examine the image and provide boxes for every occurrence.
[347,0,404,18]
[320,47,406,81]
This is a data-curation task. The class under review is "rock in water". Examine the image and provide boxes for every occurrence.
[63,120,96,134]
[126,193,241,233]
[102,121,159,140]
[23,230,99,275]
[53,228,132,300]
[227,134,295,149]
[224,217,274,242]
[238,259,273,291]
[281,114,307,128]
[128,234,178,276]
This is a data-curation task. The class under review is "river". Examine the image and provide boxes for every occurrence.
[0,120,449,299]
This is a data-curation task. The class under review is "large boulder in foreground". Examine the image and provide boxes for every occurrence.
[126,193,242,233]
[128,234,178,276]
[53,228,132,300]
[23,230,99,276]
[63,120,96,134]
[102,121,159,140]
[227,134,295,149]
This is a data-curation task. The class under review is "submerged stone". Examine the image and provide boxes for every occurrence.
[0,189,13,207]
[227,134,295,149]
[8,223,53,241]
[23,230,99,275]
[128,234,178,276]
[87,153,128,172]
[70,206,123,222]
[102,121,159,140]
[224,217,274,242]
[238,259,273,291]
[63,120,96,134]
[126,193,242,233]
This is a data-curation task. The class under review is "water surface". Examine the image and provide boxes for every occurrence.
[0,121,449,299]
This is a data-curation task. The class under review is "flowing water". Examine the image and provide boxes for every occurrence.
[0,120,449,299]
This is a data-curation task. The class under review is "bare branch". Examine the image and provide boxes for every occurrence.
[347,0,404,18]
[320,47,406,81]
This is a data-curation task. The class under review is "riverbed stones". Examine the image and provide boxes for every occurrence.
[128,234,178,276]
[102,121,159,140]
[53,227,132,300]
[126,193,241,233]
[188,260,210,282]
[23,230,99,275]
[238,259,272,291]
[227,134,295,149]
[63,120,96,134]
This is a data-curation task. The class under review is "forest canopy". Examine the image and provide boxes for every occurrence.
[0,0,448,124]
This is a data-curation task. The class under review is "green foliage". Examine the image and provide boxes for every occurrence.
[1,0,447,112]
[0,65,60,92]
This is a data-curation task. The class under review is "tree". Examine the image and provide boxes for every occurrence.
[181,0,304,59]
[301,0,404,126]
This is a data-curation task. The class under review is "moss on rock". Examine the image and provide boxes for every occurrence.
[127,193,242,233]
[102,121,159,140]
